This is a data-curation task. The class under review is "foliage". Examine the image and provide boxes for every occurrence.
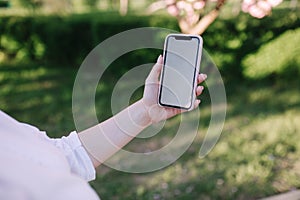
[0,0,9,8]
[0,12,178,68]
[0,9,299,80]
[243,28,300,79]
[202,9,300,80]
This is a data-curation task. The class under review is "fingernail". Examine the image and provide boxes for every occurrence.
[157,55,162,62]
[197,99,201,105]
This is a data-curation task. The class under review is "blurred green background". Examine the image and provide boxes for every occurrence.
[1,0,300,199]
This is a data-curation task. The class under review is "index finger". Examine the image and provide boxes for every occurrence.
[197,73,207,84]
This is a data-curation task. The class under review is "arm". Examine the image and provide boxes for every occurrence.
[78,55,207,168]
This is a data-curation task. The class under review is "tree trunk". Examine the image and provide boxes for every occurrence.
[179,0,226,35]
[179,9,220,35]
[120,0,128,15]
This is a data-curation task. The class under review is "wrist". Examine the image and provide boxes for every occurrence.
[131,100,152,127]
[140,99,167,124]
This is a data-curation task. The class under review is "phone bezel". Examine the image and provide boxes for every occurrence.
[158,34,203,110]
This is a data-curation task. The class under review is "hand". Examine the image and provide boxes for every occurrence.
[141,55,207,123]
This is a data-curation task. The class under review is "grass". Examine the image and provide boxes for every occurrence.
[0,63,76,136]
[1,61,300,199]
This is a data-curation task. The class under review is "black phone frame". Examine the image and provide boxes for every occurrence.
[158,34,201,110]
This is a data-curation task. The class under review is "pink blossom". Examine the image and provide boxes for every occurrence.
[176,1,187,9]
[163,0,284,20]
[242,0,256,12]
[242,3,250,12]
[243,0,256,5]
[257,1,272,13]
[193,1,205,10]
[167,5,180,16]
[248,4,266,18]
[242,0,256,13]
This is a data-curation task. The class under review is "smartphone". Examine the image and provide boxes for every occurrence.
[158,34,203,110]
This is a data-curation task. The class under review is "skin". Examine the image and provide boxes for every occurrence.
[78,55,207,168]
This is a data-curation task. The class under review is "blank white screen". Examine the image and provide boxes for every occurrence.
[160,36,199,109]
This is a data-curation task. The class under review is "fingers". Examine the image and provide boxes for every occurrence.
[196,85,204,96]
[197,73,207,84]
[146,55,163,83]
[194,74,206,109]
[193,99,201,109]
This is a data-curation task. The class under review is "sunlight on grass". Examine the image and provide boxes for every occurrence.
[104,80,300,199]
[1,62,300,199]
[125,107,300,198]
[243,28,300,79]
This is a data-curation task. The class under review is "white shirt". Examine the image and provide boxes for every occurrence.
[0,110,100,200]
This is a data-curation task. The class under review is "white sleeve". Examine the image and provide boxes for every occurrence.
[0,110,96,182]
[46,131,96,182]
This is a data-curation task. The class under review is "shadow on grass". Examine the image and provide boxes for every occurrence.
[0,63,77,136]
[1,62,300,199]
[91,77,300,200]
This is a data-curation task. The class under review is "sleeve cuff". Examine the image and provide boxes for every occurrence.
[60,131,96,182]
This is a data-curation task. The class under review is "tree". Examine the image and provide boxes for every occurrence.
[120,0,128,15]
[148,0,283,35]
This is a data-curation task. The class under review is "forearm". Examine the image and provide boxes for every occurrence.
[78,100,151,168]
